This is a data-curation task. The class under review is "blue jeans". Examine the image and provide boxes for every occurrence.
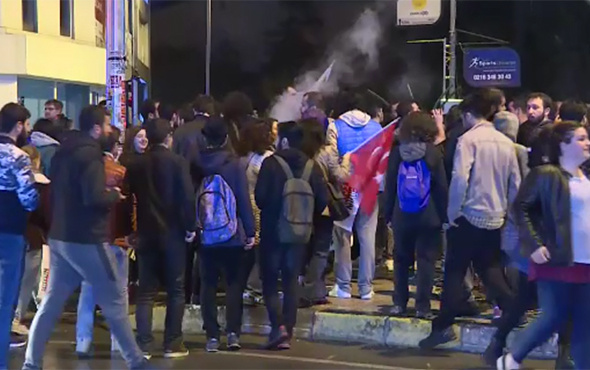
[511,279,590,369]
[0,233,25,369]
[333,206,378,296]
[23,240,144,370]
[76,245,129,347]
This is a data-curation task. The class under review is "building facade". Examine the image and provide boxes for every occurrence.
[0,0,150,126]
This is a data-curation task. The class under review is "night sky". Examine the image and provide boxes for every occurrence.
[150,0,590,111]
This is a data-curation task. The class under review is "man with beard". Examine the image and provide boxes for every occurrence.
[0,103,38,363]
[516,92,552,148]
[22,106,148,370]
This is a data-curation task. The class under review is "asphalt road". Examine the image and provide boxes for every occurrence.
[9,323,552,369]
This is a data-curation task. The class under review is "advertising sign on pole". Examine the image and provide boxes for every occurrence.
[463,47,521,88]
[397,0,442,26]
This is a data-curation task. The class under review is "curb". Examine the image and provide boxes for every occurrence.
[130,307,557,359]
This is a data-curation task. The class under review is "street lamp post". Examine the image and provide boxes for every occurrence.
[205,0,212,95]
[106,0,127,131]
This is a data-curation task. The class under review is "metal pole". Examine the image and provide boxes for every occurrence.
[442,37,447,99]
[205,0,212,95]
[106,0,126,131]
[448,0,457,98]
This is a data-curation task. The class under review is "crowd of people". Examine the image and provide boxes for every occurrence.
[0,88,589,370]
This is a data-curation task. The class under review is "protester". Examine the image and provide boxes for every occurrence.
[29,119,61,176]
[139,99,160,123]
[223,91,255,150]
[23,105,147,370]
[75,126,132,357]
[508,95,529,125]
[126,118,196,359]
[299,118,350,306]
[557,100,588,125]
[384,112,448,318]
[326,93,382,300]
[420,89,520,349]
[255,121,328,349]
[196,117,255,352]
[120,126,148,168]
[237,120,274,306]
[517,92,552,147]
[498,122,590,370]
[0,103,38,358]
[13,146,50,336]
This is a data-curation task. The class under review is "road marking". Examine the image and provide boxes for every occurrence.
[216,351,414,370]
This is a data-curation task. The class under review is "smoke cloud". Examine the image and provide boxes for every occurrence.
[269,7,385,122]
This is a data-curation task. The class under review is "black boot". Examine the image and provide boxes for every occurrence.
[555,343,574,370]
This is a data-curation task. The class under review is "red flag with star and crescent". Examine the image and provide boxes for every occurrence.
[347,121,397,215]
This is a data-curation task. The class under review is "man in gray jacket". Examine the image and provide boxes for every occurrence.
[420,89,520,349]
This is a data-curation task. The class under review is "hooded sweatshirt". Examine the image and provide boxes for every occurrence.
[30,131,60,177]
[200,148,255,247]
[383,142,448,231]
[327,110,382,157]
[49,131,119,244]
[255,148,329,246]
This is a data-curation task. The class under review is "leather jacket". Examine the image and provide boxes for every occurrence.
[513,164,574,267]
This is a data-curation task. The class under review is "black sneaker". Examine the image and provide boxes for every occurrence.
[227,333,241,351]
[482,338,504,368]
[164,343,189,359]
[9,333,27,349]
[415,309,434,320]
[418,328,457,350]
[206,338,220,353]
[263,326,289,350]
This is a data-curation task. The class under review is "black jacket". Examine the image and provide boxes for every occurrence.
[444,126,467,183]
[384,142,448,231]
[126,145,196,240]
[48,132,119,244]
[527,122,554,169]
[255,148,329,245]
[199,149,255,247]
[172,116,208,178]
[514,165,576,267]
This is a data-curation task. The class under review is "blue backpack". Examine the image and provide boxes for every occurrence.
[196,174,238,246]
[397,160,431,213]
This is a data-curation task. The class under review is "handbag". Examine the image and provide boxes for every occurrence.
[319,163,350,222]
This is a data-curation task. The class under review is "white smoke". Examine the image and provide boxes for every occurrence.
[269,8,384,122]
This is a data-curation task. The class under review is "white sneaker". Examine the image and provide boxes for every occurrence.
[328,285,351,299]
[11,319,29,336]
[361,290,375,300]
[497,353,520,370]
[385,259,394,272]
[75,338,92,357]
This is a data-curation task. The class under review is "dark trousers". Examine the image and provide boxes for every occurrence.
[511,280,590,368]
[432,217,514,331]
[184,241,200,304]
[199,247,244,339]
[135,233,186,350]
[393,225,441,311]
[260,242,303,335]
[301,217,333,302]
[376,193,393,263]
[494,271,571,348]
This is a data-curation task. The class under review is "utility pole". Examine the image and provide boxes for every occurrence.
[106,0,126,131]
[205,0,212,95]
[448,0,458,98]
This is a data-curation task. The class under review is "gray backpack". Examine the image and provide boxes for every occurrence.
[274,156,315,244]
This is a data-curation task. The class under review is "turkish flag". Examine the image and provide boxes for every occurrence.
[348,122,397,215]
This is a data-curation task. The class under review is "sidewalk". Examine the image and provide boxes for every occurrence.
[129,274,558,360]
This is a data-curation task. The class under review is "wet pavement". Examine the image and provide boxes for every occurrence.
[9,322,552,369]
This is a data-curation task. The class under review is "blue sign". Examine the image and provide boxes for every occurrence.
[463,47,521,88]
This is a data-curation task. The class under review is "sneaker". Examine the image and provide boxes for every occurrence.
[328,285,351,299]
[389,305,406,316]
[361,290,375,300]
[76,338,93,358]
[263,326,289,350]
[9,333,27,349]
[496,353,520,370]
[415,309,433,320]
[493,305,502,319]
[11,319,29,336]
[227,332,241,351]
[142,352,152,360]
[206,338,220,353]
[277,339,291,350]
[483,338,504,368]
[418,328,457,349]
[164,343,189,359]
